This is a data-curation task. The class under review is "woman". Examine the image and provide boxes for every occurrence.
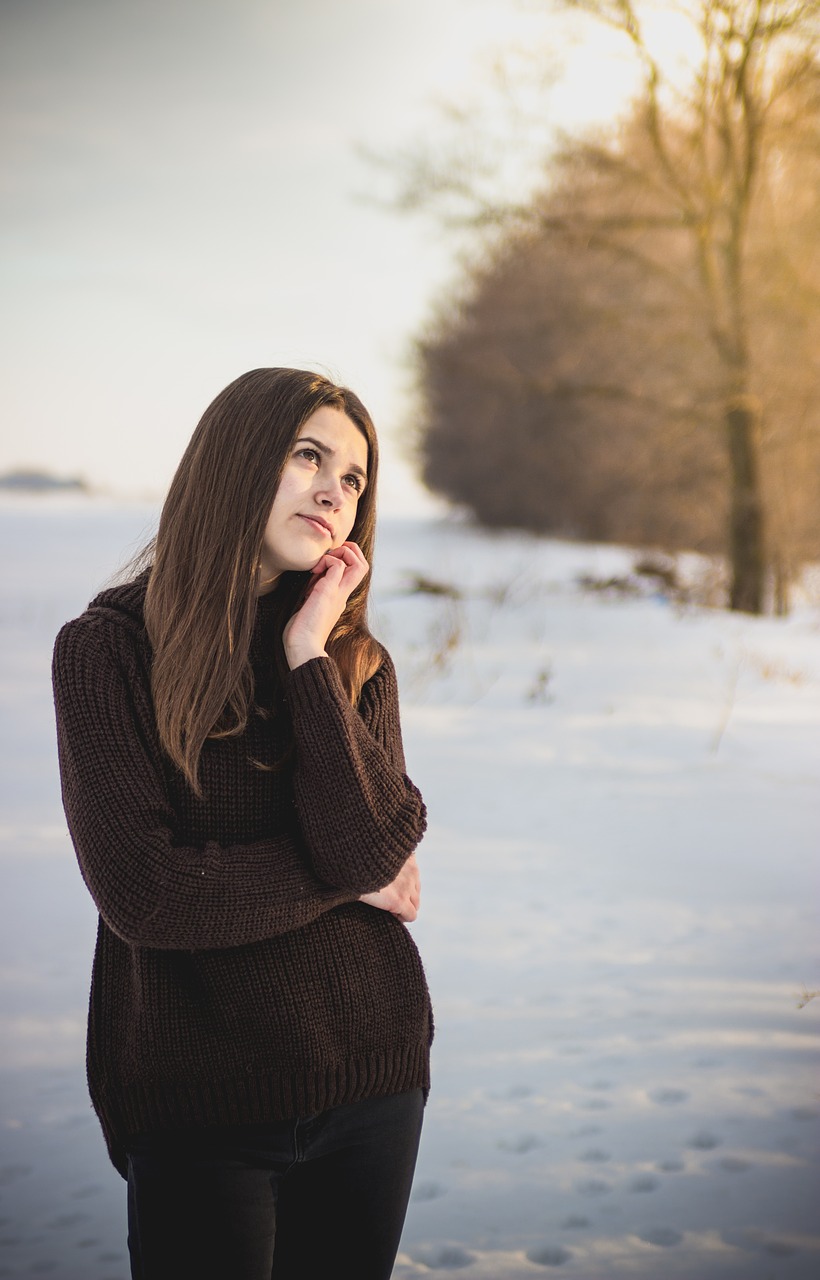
[52,368,433,1280]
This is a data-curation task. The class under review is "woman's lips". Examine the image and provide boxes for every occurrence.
[298,514,333,537]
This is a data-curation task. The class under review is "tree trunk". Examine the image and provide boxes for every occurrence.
[771,550,791,618]
[726,393,766,613]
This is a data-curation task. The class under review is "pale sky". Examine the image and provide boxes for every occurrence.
[0,0,647,512]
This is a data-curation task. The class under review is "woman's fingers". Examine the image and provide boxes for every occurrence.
[314,548,369,600]
[311,542,368,587]
[320,541,369,573]
[359,855,420,922]
[282,543,369,669]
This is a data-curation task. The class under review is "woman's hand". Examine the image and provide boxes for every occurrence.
[283,542,369,670]
[359,854,420,923]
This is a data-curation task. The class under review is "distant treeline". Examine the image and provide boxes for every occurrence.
[0,469,87,493]
[405,1,820,614]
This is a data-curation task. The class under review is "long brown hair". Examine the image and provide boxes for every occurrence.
[143,368,381,793]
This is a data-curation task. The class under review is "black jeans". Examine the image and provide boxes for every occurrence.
[125,1088,424,1280]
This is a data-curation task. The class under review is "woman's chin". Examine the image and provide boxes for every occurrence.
[294,554,324,574]
[257,547,328,585]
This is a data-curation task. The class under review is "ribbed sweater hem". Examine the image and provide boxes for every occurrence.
[94,1043,432,1178]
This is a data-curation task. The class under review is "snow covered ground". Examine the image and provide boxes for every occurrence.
[1,498,818,1279]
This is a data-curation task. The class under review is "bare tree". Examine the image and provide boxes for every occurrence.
[392,0,820,613]
[563,0,820,611]
[416,161,729,552]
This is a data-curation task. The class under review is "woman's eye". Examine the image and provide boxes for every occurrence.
[294,449,362,494]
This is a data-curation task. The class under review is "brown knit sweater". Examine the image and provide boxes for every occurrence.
[52,574,432,1177]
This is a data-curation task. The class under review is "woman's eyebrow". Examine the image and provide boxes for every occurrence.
[295,436,368,485]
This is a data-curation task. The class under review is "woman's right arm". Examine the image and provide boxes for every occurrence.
[52,616,353,952]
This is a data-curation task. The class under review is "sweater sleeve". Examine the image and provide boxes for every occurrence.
[284,651,427,894]
[52,616,352,951]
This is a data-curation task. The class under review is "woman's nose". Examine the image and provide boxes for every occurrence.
[316,476,344,508]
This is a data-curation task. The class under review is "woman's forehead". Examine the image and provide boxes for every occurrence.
[298,405,369,469]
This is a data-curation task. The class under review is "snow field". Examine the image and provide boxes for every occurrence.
[0,502,818,1279]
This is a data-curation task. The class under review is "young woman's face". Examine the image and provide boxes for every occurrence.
[257,405,369,591]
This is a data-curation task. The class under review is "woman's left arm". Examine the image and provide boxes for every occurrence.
[284,650,426,894]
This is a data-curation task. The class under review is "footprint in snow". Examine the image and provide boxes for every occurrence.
[762,1240,799,1257]
[560,1214,590,1229]
[629,1174,659,1192]
[505,1084,534,1100]
[649,1087,689,1106]
[638,1227,683,1247]
[410,1243,476,1269]
[498,1133,542,1154]
[579,1148,611,1163]
[526,1245,573,1267]
[688,1129,721,1150]
[412,1180,446,1202]
[725,1229,800,1259]
[657,1159,685,1173]
[576,1178,612,1196]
